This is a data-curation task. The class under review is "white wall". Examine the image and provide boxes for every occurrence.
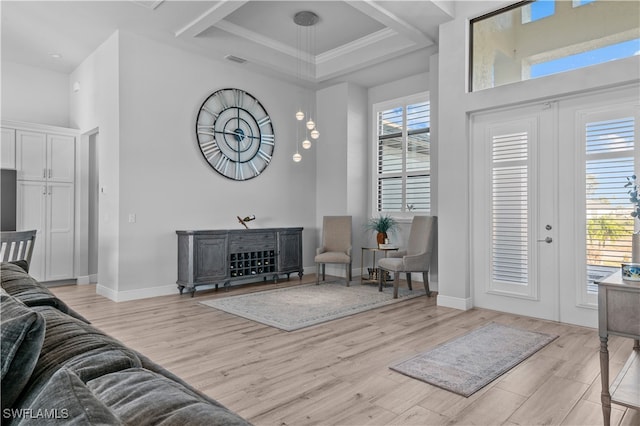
[316,83,349,218]
[368,72,429,106]
[316,83,351,277]
[316,82,369,278]
[436,1,640,310]
[1,61,70,127]
[99,31,316,299]
[69,32,121,298]
[346,82,368,271]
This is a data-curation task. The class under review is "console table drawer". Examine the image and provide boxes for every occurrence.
[605,288,640,336]
[229,232,276,251]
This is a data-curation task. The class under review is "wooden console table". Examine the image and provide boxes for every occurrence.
[176,228,303,296]
[596,271,640,425]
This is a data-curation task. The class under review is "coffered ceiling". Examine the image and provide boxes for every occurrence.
[1,1,457,88]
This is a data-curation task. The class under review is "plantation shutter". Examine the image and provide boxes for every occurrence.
[585,117,635,290]
[376,99,430,213]
[491,131,529,285]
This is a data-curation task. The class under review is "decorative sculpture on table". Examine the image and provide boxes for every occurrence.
[237,215,256,229]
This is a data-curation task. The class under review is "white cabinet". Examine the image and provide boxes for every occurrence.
[16,131,75,182]
[1,128,16,169]
[5,121,78,282]
[17,181,75,281]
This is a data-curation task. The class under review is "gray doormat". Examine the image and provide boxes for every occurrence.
[199,282,425,331]
[390,322,557,397]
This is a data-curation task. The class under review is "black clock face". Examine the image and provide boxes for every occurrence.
[196,88,275,181]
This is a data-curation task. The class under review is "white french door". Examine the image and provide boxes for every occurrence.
[471,85,638,327]
[471,103,559,322]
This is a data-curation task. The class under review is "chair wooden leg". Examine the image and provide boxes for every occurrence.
[406,273,412,291]
[345,264,350,286]
[322,264,326,281]
[423,271,431,296]
[378,268,383,292]
[316,264,320,285]
[393,272,400,299]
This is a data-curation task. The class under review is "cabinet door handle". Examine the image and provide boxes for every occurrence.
[43,169,47,179]
[42,185,47,195]
[48,169,52,178]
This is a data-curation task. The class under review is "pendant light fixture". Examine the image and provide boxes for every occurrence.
[292,10,320,162]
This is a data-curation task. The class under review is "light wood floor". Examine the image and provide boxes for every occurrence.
[50,276,639,426]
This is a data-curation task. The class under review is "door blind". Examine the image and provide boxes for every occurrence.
[585,117,635,290]
[492,131,529,285]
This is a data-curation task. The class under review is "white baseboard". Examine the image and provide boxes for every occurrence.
[75,275,91,285]
[437,294,473,310]
[96,284,118,301]
[97,284,178,302]
[94,266,321,302]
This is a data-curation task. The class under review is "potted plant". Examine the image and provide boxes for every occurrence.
[365,214,397,247]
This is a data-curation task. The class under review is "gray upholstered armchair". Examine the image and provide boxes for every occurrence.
[315,216,352,286]
[377,216,436,298]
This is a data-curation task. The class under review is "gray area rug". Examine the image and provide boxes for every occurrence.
[199,282,425,331]
[390,322,557,397]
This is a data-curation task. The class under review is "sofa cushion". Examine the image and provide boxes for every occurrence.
[88,368,251,426]
[8,260,29,273]
[0,288,46,411]
[20,306,142,395]
[0,262,90,324]
[7,368,122,426]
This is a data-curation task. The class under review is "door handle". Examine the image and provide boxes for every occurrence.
[537,237,552,243]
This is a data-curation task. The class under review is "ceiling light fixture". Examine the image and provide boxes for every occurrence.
[292,10,320,163]
[225,54,247,64]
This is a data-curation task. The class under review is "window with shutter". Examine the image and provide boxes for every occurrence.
[492,131,529,285]
[585,117,635,292]
[374,94,430,215]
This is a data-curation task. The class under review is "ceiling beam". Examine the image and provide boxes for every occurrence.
[215,20,300,59]
[347,0,435,47]
[175,0,248,39]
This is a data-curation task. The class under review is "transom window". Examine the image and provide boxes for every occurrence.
[471,0,640,91]
[373,94,430,214]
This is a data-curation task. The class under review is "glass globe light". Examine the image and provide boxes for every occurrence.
[310,129,319,139]
[306,119,315,130]
[302,139,311,149]
[292,152,302,162]
[295,111,304,121]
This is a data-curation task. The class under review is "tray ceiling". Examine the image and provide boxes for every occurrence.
[1,0,456,88]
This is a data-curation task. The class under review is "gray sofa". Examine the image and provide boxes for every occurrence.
[0,261,251,425]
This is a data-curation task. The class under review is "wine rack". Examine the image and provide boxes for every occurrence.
[176,228,303,296]
[229,250,276,277]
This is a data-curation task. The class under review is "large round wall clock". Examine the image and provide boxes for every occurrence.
[195,88,275,181]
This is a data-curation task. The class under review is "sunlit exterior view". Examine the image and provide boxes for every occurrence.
[585,117,635,292]
[376,99,431,214]
[471,0,640,91]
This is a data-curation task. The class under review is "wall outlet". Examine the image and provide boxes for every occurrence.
[128,213,136,223]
